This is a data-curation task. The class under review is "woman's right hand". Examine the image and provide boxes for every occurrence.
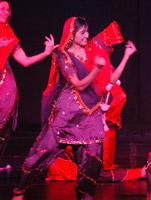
[44,34,59,56]
[94,56,106,70]
[0,37,14,47]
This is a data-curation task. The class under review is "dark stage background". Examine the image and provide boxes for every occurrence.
[8,0,151,134]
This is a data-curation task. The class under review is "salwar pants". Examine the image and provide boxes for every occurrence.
[13,131,103,199]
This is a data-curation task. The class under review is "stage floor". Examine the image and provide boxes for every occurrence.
[0,132,150,200]
[0,171,147,200]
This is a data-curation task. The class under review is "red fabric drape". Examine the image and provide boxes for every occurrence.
[0,23,19,71]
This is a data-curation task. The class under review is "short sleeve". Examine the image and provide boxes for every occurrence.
[11,43,21,56]
[56,52,77,81]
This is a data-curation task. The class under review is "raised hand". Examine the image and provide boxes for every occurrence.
[44,34,59,55]
[124,40,137,57]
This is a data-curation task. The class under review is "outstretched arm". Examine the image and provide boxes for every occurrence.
[12,34,59,67]
[111,41,137,84]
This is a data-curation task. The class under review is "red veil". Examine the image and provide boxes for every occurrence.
[0,23,19,71]
[43,17,76,95]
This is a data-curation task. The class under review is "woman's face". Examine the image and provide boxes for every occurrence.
[73,25,89,47]
[0,1,11,23]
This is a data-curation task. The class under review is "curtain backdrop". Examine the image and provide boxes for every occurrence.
[9,0,151,134]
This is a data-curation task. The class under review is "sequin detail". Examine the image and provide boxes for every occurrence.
[57,138,104,145]
[0,69,6,85]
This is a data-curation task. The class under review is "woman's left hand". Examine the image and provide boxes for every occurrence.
[44,34,59,55]
[124,41,137,57]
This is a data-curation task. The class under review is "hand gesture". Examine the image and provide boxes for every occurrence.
[124,41,137,58]
[94,55,106,69]
[0,37,14,47]
[44,34,59,56]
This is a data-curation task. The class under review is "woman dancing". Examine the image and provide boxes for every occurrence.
[0,0,58,167]
[12,17,137,200]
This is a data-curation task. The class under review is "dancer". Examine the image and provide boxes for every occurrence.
[12,17,136,200]
[98,79,146,182]
[0,0,58,167]
[47,21,142,183]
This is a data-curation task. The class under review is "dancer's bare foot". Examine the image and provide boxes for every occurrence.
[12,195,24,200]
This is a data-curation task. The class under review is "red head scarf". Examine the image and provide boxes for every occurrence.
[0,23,19,71]
[59,17,76,50]
[43,17,76,95]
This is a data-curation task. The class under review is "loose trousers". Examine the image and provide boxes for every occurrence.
[14,127,103,199]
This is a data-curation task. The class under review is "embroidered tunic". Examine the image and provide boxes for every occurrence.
[0,23,19,131]
[0,61,18,130]
[49,51,105,145]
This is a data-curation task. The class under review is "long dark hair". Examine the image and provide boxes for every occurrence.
[74,17,88,32]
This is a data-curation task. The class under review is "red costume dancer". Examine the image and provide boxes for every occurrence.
[98,81,142,182]
[0,4,20,163]
[0,0,58,169]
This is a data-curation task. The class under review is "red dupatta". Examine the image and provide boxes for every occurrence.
[0,23,19,71]
[43,17,124,96]
[41,17,76,126]
[43,17,76,95]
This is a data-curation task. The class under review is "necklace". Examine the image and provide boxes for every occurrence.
[69,51,88,63]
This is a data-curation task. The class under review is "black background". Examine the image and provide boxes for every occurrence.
[8,0,151,134]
